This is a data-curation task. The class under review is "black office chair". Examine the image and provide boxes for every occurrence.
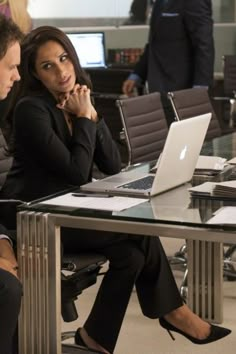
[116,92,169,166]
[93,94,128,167]
[167,87,222,141]
[0,127,107,351]
[212,55,236,128]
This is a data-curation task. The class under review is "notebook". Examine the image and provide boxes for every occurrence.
[66,32,107,69]
[81,114,211,198]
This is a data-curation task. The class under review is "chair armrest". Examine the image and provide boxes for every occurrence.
[211,96,233,101]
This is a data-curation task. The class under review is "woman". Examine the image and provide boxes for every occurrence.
[0,26,231,354]
[0,0,31,33]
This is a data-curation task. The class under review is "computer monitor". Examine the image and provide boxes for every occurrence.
[66,32,107,69]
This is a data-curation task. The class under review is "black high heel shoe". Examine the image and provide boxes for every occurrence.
[75,328,89,347]
[159,317,231,344]
[75,328,104,353]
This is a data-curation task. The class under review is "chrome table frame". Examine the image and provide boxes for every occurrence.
[17,210,236,354]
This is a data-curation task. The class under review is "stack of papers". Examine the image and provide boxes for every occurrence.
[189,182,215,197]
[227,157,236,165]
[194,155,227,176]
[213,180,236,198]
[189,180,236,199]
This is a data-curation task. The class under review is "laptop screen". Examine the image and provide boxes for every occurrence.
[66,32,106,69]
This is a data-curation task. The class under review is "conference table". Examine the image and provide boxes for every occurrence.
[17,132,236,354]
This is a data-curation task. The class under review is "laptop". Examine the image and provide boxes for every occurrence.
[66,32,107,69]
[81,113,211,198]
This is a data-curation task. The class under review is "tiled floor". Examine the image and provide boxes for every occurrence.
[62,238,236,354]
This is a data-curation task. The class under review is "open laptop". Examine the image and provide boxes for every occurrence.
[81,113,211,198]
[66,32,107,69]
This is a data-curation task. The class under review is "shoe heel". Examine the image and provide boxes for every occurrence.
[166,329,175,341]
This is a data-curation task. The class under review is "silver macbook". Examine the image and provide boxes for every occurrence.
[81,114,211,198]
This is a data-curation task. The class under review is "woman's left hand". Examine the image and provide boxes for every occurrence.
[57,84,98,121]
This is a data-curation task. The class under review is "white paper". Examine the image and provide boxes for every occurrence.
[207,207,236,224]
[41,193,147,212]
[188,182,216,195]
[195,155,226,171]
[215,180,236,188]
[227,157,236,165]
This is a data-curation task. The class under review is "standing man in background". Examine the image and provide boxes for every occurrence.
[124,0,149,25]
[123,0,215,102]
[0,13,23,354]
[124,0,155,25]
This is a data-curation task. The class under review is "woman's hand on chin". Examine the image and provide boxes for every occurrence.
[57,84,92,119]
[56,92,70,109]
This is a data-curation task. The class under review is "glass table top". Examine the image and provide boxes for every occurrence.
[18,132,236,231]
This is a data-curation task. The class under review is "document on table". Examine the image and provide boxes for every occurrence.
[195,155,226,171]
[227,157,236,164]
[189,180,236,198]
[41,193,147,212]
[207,206,236,225]
[188,182,216,196]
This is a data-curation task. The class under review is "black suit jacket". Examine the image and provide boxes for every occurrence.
[1,92,121,206]
[0,223,8,236]
[134,0,215,92]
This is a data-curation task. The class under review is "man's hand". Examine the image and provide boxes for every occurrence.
[122,79,136,96]
[0,256,18,277]
[0,239,18,277]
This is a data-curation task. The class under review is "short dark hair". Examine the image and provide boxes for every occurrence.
[0,14,24,60]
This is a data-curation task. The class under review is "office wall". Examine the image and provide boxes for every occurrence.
[61,25,236,73]
[29,0,236,73]
[28,0,131,18]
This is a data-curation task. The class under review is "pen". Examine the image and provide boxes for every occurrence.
[72,193,111,198]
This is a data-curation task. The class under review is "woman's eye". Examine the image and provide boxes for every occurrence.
[42,63,52,70]
[61,54,68,62]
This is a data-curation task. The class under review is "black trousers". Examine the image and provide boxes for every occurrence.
[0,269,22,354]
[62,229,183,353]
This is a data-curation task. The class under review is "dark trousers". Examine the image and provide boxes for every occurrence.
[0,269,22,354]
[62,229,183,353]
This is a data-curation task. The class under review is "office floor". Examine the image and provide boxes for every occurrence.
[62,238,236,354]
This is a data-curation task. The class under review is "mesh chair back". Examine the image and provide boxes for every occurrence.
[223,55,236,97]
[117,92,168,166]
[0,128,12,190]
[167,88,221,141]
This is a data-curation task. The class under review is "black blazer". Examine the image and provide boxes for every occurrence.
[1,92,121,204]
[0,223,8,236]
[134,0,215,92]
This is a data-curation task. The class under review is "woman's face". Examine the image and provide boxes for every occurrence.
[34,40,76,97]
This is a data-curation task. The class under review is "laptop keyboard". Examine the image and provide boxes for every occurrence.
[117,175,155,190]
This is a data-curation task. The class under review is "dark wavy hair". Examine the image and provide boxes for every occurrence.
[4,25,92,144]
[18,25,92,95]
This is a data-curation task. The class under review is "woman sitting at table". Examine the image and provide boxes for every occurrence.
[0,26,231,354]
